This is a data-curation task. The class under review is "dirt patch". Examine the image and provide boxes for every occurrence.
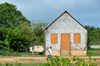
[0,56,46,63]
[0,56,100,65]
[0,58,16,63]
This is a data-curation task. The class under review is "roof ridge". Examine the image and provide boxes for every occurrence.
[44,11,87,31]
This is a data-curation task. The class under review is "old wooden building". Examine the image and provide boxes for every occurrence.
[44,11,87,56]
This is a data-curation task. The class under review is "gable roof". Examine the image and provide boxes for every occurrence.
[44,11,87,31]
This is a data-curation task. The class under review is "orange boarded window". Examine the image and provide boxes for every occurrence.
[74,33,80,43]
[51,34,57,44]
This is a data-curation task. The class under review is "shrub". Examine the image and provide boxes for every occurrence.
[6,63,13,66]
[46,56,97,66]
[0,64,2,66]
[15,63,21,66]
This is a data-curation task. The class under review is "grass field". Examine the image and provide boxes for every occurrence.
[87,48,100,56]
[0,56,100,66]
[0,56,46,66]
[0,48,100,66]
[0,63,45,66]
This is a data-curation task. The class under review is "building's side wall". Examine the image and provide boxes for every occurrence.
[45,13,87,56]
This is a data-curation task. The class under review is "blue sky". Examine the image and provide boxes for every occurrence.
[0,0,100,27]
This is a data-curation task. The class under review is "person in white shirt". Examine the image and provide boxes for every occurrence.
[47,46,53,60]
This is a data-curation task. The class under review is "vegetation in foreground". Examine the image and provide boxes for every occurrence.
[45,56,97,66]
[0,56,97,66]
[0,63,45,66]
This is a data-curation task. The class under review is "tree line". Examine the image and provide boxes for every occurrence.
[0,3,100,53]
[0,3,48,53]
[84,26,100,48]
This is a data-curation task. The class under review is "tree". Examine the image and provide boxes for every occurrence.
[0,3,30,25]
[17,22,36,54]
[7,27,29,52]
[0,2,49,53]
[0,3,31,51]
[84,25,100,49]
[0,24,12,50]
[32,21,48,46]
[88,29,100,45]
[0,24,30,52]
[17,21,48,54]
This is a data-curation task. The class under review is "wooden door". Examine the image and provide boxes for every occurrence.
[61,33,70,56]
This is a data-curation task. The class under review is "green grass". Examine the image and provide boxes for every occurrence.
[87,52,100,56]
[87,48,100,56]
[0,63,77,66]
[0,63,46,66]
[0,50,43,56]
[87,48,100,51]
[19,63,46,66]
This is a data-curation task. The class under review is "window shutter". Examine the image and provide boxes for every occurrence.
[74,33,80,43]
[51,34,57,44]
